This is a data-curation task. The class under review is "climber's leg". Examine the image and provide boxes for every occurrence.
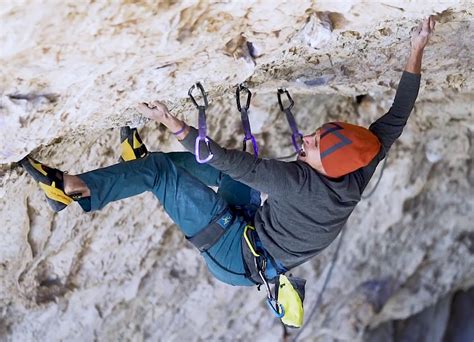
[167,152,261,213]
[76,152,253,285]
[76,153,224,234]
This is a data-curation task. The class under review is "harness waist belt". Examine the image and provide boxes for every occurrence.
[242,226,287,284]
[187,208,234,252]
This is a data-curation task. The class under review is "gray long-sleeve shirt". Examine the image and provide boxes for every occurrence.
[181,71,421,270]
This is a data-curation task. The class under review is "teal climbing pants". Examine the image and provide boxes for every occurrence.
[77,152,260,286]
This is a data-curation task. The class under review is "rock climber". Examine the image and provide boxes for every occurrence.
[21,17,435,292]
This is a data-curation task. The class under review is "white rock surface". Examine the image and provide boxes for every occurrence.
[0,1,473,341]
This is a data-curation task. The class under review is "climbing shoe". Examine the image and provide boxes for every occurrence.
[20,156,74,212]
[120,126,148,162]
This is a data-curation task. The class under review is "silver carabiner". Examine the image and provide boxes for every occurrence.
[188,82,213,163]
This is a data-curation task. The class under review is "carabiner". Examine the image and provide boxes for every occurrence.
[236,84,259,157]
[256,261,284,318]
[277,88,303,153]
[253,253,285,319]
[236,84,251,112]
[195,136,213,163]
[189,82,213,163]
[195,105,214,163]
[266,297,285,318]
[277,88,294,111]
[188,82,208,109]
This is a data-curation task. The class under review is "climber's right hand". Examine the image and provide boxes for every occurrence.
[411,16,435,51]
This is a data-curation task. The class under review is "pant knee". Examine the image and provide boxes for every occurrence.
[145,152,176,188]
[147,152,171,168]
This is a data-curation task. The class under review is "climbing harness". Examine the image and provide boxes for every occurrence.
[236,84,259,157]
[186,207,234,252]
[277,88,304,154]
[244,225,285,317]
[244,225,306,328]
[187,211,305,327]
[188,82,213,163]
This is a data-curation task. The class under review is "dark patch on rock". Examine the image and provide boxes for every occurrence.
[0,317,12,340]
[8,93,59,103]
[365,293,452,342]
[360,277,396,313]
[169,268,181,279]
[246,41,258,59]
[303,76,331,86]
[36,276,69,304]
[356,94,368,104]
[456,231,474,254]
[434,8,456,24]
[378,27,392,36]
[312,11,347,30]
[224,33,258,64]
[443,287,474,341]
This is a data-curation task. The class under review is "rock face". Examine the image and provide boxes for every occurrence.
[365,288,474,342]
[1,1,473,341]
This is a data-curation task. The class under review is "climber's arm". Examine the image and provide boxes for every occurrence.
[179,126,307,196]
[404,48,424,75]
[369,72,421,154]
[136,101,191,141]
[405,16,435,74]
[136,101,303,196]
[369,16,435,154]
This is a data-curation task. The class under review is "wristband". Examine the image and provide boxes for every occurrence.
[172,124,187,135]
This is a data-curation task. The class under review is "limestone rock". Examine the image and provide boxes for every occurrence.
[1,1,473,341]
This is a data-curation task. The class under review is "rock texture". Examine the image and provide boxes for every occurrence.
[365,287,474,342]
[1,1,473,341]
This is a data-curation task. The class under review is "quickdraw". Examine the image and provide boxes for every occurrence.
[188,82,213,164]
[236,84,259,157]
[244,225,284,319]
[259,258,285,319]
[186,83,303,162]
[277,88,303,154]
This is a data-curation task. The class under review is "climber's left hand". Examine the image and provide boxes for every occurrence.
[137,100,170,123]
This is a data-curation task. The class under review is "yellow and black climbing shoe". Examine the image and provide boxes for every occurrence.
[20,156,73,212]
[120,126,148,162]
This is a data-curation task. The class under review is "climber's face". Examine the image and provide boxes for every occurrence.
[298,128,327,175]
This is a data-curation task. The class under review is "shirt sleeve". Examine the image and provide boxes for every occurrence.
[369,71,421,153]
[354,71,421,192]
[180,127,306,196]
